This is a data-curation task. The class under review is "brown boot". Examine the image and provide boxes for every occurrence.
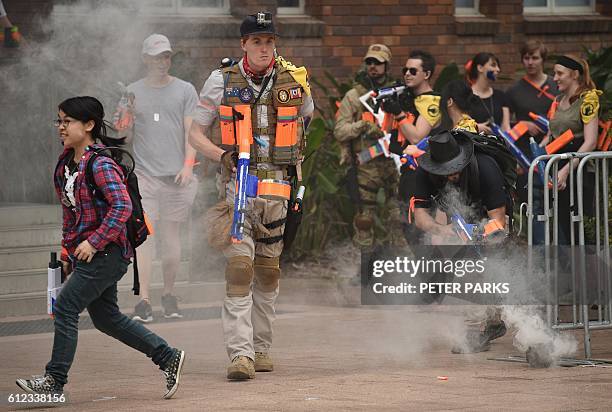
[227,356,255,380]
[254,352,274,372]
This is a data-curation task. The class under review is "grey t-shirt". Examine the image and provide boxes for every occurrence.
[128,77,199,176]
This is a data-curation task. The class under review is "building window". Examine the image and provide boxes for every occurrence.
[455,0,481,16]
[524,0,595,14]
[278,0,305,15]
[53,0,229,16]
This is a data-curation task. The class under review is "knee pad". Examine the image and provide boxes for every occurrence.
[354,213,374,231]
[225,256,254,297]
[254,256,281,292]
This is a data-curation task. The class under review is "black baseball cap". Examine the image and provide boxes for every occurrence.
[240,12,277,37]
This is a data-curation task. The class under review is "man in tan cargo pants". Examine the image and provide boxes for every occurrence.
[188,12,314,380]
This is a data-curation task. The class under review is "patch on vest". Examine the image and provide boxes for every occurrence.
[581,102,595,117]
[277,89,290,103]
[225,87,241,98]
[239,87,254,103]
[427,104,439,117]
[289,87,302,99]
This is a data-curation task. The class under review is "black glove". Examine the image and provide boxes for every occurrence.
[388,129,406,155]
[220,150,238,172]
[381,98,402,116]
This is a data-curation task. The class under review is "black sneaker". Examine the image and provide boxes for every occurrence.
[451,330,491,354]
[162,350,185,399]
[161,294,183,319]
[16,374,62,394]
[483,321,507,342]
[133,300,153,323]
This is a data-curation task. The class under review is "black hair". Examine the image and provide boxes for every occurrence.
[439,79,480,130]
[58,96,124,147]
[467,52,500,82]
[409,50,436,78]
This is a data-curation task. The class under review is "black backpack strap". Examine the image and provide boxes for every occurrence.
[468,154,481,204]
[132,250,140,295]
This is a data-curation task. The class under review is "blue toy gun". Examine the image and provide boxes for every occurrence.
[400,136,429,170]
[528,112,549,134]
[490,123,532,171]
[451,213,505,245]
[230,105,259,243]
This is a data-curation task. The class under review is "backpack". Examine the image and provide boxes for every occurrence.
[454,129,518,231]
[85,146,150,295]
[454,129,518,194]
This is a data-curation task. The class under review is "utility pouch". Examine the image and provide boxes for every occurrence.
[219,105,236,146]
[282,200,303,252]
[273,106,299,164]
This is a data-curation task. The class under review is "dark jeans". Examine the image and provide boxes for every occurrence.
[45,243,175,386]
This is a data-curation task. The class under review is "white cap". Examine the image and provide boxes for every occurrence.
[142,34,172,56]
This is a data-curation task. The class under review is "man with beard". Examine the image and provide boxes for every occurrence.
[334,44,405,280]
[412,130,509,353]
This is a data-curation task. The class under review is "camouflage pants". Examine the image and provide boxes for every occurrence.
[353,157,406,250]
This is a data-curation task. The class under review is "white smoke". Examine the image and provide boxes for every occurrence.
[503,306,577,367]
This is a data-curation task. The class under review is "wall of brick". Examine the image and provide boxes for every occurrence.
[0,0,611,203]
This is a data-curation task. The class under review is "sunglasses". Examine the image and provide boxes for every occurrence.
[365,58,384,66]
[402,67,420,76]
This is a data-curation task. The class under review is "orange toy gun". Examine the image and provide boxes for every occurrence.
[113,82,135,131]
[529,129,574,185]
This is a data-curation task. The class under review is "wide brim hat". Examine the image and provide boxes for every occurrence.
[418,130,474,176]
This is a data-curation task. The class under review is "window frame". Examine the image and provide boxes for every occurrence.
[53,0,230,16]
[454,0,482,17]
[277,0,305,16]
[524,0,596,15]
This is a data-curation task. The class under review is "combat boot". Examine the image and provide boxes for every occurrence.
[227,356,255,380]
[254,352,274,372]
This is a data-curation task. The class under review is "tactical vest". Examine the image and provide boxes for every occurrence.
[219,63,305,166]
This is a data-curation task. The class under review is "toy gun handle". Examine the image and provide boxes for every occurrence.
[399,136,429,169]
[293,185,305,212]
[528,112,550,134]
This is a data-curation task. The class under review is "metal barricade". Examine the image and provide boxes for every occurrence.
[527,151,612,359]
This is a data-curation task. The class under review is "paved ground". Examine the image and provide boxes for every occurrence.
[1,279,612,411]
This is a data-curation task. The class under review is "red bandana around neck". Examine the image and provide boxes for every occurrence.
[243,54,275,84]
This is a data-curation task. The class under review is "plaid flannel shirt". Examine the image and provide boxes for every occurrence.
[54,144,133,261]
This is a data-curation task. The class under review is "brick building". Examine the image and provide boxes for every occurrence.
[1,0,611,203]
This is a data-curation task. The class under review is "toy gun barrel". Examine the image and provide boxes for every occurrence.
[372,85,406,102]
[491,123,532,170]
[528,112,550,134]
[231,105,258,243]
[451,214,476,243]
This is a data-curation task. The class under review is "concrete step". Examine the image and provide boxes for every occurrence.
[0,280,226,318]
[0,224,61,248]
[0,259,192,297]
[0,204,61,228]
[0,245,59,272]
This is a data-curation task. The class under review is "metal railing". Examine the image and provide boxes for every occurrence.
[526,151,612,358]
